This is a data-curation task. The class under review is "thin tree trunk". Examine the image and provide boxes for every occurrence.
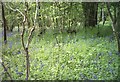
[18,24,19,32]
[106,3,120,53]
[38,2,42,28]
[1,2,7,44]
[7,2,38,80]
[25,2,30,29]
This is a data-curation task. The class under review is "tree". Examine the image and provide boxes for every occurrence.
[116,3,120,53]
[106,2,120,53]
[21,0,38,79]
[8,0,39,80]
[82,2,98,27]
[1,2,7,44]
[98,3,108,25]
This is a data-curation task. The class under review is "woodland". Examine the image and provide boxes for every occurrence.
[0,1,120,80]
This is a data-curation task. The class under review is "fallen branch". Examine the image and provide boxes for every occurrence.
[1,62,12,81]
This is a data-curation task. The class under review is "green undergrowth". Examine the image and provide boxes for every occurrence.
[1,25,120,80]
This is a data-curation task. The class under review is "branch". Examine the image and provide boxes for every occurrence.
[0,59,12,80]
[7,4,26,23]
[26,0,38,48]
[6,3,26,51]
[21,22,26,51]
[1,62,13,80]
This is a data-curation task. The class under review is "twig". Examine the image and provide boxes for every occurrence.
[1,62,13,80]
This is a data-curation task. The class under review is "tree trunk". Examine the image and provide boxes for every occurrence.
[38,2,42,28]
[1,2,7,44]
[106,3,120,53]
[116,3,120,80]
[82,2,98,27]
[116,3,120,53]
[18,24,19,32]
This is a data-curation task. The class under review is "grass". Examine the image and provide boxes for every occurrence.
[1,24,120,80]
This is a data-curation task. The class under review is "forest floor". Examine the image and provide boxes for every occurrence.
[1,25,120,80]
